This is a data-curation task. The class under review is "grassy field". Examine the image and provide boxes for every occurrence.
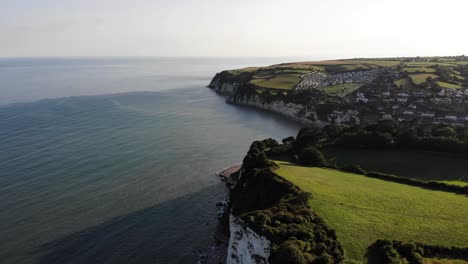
[250,74,301,89]
[424,258,468,264]
[225,58,468,92]
[346,60,401,67]
[452,74,465,80]
[404,67,437,73]
[324,63,372,74]
[406,62,455,67]
[321,83,362,97]
[227,67,259,75]
[438,180,468,187]
[274,161,468,261]
[437,81,463,89]
[394,77,416,89]
[410,74,439,85]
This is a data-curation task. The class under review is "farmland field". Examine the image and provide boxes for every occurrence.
[424,258,468,264]
[250,74,300,89]
[227,67,259,75]
[403,67,437,73]
[394,77,417,90]
[274,161,468,261]
[345,60,401,67]
[410,74,439,85]
[321,83,361,97]
[437,81,463,89]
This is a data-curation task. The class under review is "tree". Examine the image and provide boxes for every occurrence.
[293,127,323,151]
[282,136,295,145]
[432,126,457,137]
[298,147,328,166]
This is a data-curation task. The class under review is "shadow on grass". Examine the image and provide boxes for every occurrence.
[32,184,225,264]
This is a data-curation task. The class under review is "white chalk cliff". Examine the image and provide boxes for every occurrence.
[227,215,271,264]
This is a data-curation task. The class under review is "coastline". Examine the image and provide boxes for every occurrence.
[198,164,242,264]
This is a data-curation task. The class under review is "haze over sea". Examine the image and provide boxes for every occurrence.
[0,57,302,263]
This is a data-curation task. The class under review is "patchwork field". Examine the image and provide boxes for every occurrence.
[437,81,463,89]
[410,73,439,85]
[424,258,468,264]
[346,59,402,67]
[404,67,437,73]
[250,74,301,89]
[274,161,468,261]
[321,83,362,97]
[223,57,468,94]
[394,77,417,90]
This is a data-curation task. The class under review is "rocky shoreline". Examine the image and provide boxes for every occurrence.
[197,164,242,264]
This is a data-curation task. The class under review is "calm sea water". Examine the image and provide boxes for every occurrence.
[0,58,302,263]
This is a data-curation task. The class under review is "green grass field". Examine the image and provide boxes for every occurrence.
[438,180,468,187]
[452,74,465,80]
[424,258,468,264]
[437,81,463,89]
[404,67,437,73]
[274,161,468,261]
[410,74,439,85]
[250,74,301,89]
[227,67,260,75]
[406,62,455,67]
[346,60,401,67]
[321,83,362,97]
[394,77,417,90]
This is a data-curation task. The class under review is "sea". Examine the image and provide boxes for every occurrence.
[0,57,303,263]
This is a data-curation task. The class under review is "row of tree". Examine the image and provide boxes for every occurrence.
[367,239,468,264]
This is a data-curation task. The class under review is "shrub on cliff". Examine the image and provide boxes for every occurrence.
[293,127,324,151]
[335,131,394,149]
[271,240,313,264]
[265,144,294,160]
[282,136,295,145]
[298,147,328,167]
[366,239,468,264]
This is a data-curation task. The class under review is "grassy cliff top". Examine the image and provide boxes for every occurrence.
[274,161,468,261]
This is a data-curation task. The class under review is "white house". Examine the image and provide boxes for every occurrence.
[421,113,435,118]
[444,115,458,121]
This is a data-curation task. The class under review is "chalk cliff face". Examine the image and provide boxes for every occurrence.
[228,94,323,126]
[208,72,246,95]
[208,71,361,126]
[227,215,271,264]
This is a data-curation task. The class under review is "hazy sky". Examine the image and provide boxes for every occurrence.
[1,0,467,58]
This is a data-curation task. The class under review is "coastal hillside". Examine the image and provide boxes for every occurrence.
[208,56,468,127]
[224,123,468,264]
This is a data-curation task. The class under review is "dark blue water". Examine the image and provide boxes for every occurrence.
[0,58,302,263]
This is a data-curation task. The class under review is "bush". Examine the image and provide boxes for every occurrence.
[432,126,457,138]
[367,239,468,264]
[298,147,328,167]
[335,131,394,149]
[265,144,294,159]
[282,136,295,145]
[364,172,468,195]
[293,127,323,151]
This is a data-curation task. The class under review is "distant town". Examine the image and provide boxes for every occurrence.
[209,56,468,128]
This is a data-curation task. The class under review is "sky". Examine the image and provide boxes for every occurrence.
[1,0,467,59]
